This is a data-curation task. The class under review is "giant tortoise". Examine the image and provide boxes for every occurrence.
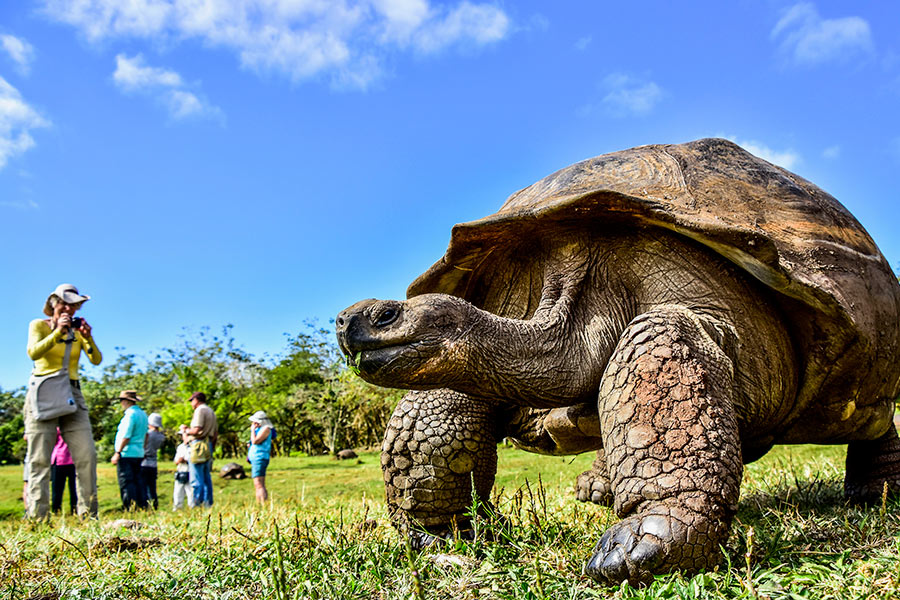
[336,138,900,584]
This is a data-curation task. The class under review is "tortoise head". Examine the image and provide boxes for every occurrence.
[336,294,475,389]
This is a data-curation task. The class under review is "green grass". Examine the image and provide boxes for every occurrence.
[0,444,898,599]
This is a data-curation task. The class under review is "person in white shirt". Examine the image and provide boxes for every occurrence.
[172,425,194,510]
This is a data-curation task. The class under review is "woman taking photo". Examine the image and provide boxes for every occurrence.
[247,411,274,503]
[24,283,102,519]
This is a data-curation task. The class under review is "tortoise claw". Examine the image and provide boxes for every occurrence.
[583,515,666,586]
[407,526,476,550]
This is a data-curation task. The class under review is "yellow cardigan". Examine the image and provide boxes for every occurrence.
[27,319,102,378]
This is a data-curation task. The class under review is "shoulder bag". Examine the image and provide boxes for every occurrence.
[190,438,211,464]
[27,333,78,421]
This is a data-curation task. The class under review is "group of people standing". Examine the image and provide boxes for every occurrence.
[108,389,218,510]
[110,390,166,509]
[22,283,270,518]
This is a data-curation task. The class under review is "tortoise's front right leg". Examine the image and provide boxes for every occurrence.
[382,389,503,547]
[584,307,743,585]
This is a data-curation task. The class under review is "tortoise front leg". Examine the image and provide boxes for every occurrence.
[382,389,503,547]
[584,307,743,585]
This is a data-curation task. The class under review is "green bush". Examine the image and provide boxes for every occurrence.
[0,322,400,462]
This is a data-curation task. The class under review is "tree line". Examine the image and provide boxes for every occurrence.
[0,323,402,464]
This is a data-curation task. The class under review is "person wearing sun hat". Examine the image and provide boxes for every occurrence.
[23,283,102,519]
[247,410,274,503]
[141,412,166,510]
[111,390,149,510]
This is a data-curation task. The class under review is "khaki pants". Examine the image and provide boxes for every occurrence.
[24,385,98,519]
[173,475,193,510]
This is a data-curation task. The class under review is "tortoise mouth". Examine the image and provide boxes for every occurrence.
[349,343,418,376]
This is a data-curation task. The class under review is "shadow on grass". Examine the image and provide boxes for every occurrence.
[731,466,899,572]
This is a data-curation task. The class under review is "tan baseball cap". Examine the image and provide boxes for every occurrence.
[43,283,91,316]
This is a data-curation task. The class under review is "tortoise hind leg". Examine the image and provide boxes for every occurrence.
[845,425,900,502]
[584,307,743,585]
[504,404,609,505]
[576,450,614,507]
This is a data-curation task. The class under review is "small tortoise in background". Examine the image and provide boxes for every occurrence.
[220,462,247,480]
[336,138,900,584]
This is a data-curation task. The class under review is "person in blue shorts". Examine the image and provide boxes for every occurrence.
[247,411,273,503]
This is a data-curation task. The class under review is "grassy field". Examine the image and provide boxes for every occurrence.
[0,443,898,599]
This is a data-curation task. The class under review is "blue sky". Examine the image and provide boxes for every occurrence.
[1,1,898,390]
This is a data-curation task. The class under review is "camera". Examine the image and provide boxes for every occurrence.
[71,317,84,329]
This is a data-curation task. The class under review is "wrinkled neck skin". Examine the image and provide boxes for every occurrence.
[448,243,633,408]
[438,229,795,431]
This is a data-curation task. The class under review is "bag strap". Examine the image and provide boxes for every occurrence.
[61,331,74,378]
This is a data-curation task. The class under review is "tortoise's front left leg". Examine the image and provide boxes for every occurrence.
[382,389,504,547]
[584,306,743,585]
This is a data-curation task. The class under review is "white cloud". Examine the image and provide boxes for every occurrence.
[0,34,36,74]
[574,36,591,51]
[822,145,840,159]
[372,0,429,42]
[600,73,663,117]
[412,2,509,54]
[724,136,801,170]
[39,0,512,90]
[0,76,50,171]
[166,89,205,118]
[772,2,873,66]
[42,0,171,40]
[113,53,222,121]
[113,53,182,90]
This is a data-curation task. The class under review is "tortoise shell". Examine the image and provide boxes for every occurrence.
[408,138,900,428]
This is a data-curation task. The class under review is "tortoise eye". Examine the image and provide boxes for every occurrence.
[373,307,399,327]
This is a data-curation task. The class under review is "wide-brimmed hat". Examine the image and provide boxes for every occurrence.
[117,390,142,404]
[43,283,91,316]
[148,413,163,428]
[249,410,273,428]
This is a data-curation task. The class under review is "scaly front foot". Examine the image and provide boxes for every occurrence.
[584,504,728,585]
